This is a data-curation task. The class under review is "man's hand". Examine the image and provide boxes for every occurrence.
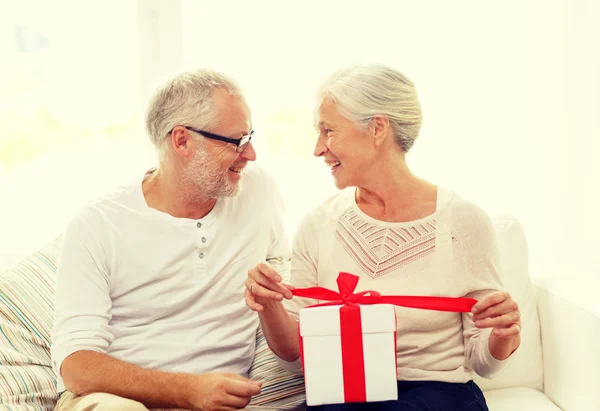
[186,373,262,411]
[471,291,521,360]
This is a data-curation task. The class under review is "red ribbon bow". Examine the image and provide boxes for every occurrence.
[292,272,477,403]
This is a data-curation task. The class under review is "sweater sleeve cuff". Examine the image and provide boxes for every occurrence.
[480,334,520,379]
[274,354,304,375]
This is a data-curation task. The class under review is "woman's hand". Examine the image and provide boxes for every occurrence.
[471,291,521,360]
[245,262,294,312]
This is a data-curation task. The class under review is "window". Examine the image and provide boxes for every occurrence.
[0,1,149,256]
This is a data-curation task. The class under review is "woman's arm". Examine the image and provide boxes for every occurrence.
[245,212,320,362]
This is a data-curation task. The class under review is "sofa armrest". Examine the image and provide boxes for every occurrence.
[535,276,600,411]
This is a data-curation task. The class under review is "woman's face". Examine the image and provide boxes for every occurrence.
[314,99,372,190]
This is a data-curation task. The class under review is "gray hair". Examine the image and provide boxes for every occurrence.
[145,69,244,157]
[317,63,422,152]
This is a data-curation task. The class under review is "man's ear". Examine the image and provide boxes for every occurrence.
[170,126,192,157]
[371,115,390,148]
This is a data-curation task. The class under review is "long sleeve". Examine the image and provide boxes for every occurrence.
[283,210,321,320]
[275,211,321,373]
[456,204,515,378]
[51,207,114,378]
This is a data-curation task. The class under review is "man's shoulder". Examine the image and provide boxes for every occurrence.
[241,162,272,182]
[69,176,142,227]
[239,163,279,195]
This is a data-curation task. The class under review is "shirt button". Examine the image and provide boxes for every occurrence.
[197,222,202,228]
[201,237,207,243]
[199,252,204,259]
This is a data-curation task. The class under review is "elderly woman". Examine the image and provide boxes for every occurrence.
[245,64,521,410]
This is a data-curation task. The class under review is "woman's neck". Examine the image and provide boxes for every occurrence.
[355,159,437,222]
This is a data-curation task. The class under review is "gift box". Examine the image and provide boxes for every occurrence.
[292,272,477,406]
[299,303,398,405]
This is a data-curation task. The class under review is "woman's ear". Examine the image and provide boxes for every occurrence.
[371,115,390,148]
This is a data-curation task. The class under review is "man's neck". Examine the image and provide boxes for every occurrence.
[142,167,217,220]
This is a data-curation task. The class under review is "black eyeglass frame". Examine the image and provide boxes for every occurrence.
[171,126,254,153]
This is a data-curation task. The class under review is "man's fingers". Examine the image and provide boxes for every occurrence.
[221,393,252,410]
[225,377,262,397]
[225,373,262,385]
[473,299,519,321]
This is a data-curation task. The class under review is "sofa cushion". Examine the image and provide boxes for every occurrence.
[484,387,561,411]
[248,327,306,410]
[0,237,61,410]
[474,214,544,392]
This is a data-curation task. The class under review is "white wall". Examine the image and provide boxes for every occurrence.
[532,0,599,277]
[180,0,543,268]
[179,0,599,279]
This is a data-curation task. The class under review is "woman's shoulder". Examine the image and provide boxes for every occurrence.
[301,188,354,226]
[443,188,495,235]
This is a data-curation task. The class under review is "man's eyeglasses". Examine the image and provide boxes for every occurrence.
[174,126,254,153]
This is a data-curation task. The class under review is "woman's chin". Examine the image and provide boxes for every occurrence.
[332,176,348,190]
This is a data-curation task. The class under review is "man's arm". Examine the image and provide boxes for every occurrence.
[62,350,261,410]
[53,210,260,410]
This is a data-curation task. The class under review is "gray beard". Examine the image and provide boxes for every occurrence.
[182,148,239,203]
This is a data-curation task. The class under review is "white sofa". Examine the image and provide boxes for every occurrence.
[0,214,598,410]
[471,214,600,411]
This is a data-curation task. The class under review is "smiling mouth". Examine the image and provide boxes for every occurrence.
[228,167,244,174]
[326,161,341,170]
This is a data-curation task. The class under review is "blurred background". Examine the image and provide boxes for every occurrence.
[1,0,598,280]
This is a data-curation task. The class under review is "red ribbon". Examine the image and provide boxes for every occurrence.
[293,272,477,403]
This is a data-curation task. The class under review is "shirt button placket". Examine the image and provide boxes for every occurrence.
[195,221,207,269]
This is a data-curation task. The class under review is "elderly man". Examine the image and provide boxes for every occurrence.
[52,69,290,411]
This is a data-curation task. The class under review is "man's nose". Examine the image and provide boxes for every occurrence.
[241,141,257,161]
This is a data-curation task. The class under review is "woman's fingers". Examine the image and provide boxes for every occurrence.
[473,298,519,321]
[471,291,511,314]
[256,262,282,282]
[474,311,520,329]
[244,262,293,314]
[250,279,286,301]
[492,323,521,337]
[244,288,264,312]
[248,264,293,299]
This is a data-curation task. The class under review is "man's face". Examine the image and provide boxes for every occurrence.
[182,90,256,199]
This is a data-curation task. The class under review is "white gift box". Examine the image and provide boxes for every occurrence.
[299,304,398,406]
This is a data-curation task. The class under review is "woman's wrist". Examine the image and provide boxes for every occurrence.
[488,333,521,360]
